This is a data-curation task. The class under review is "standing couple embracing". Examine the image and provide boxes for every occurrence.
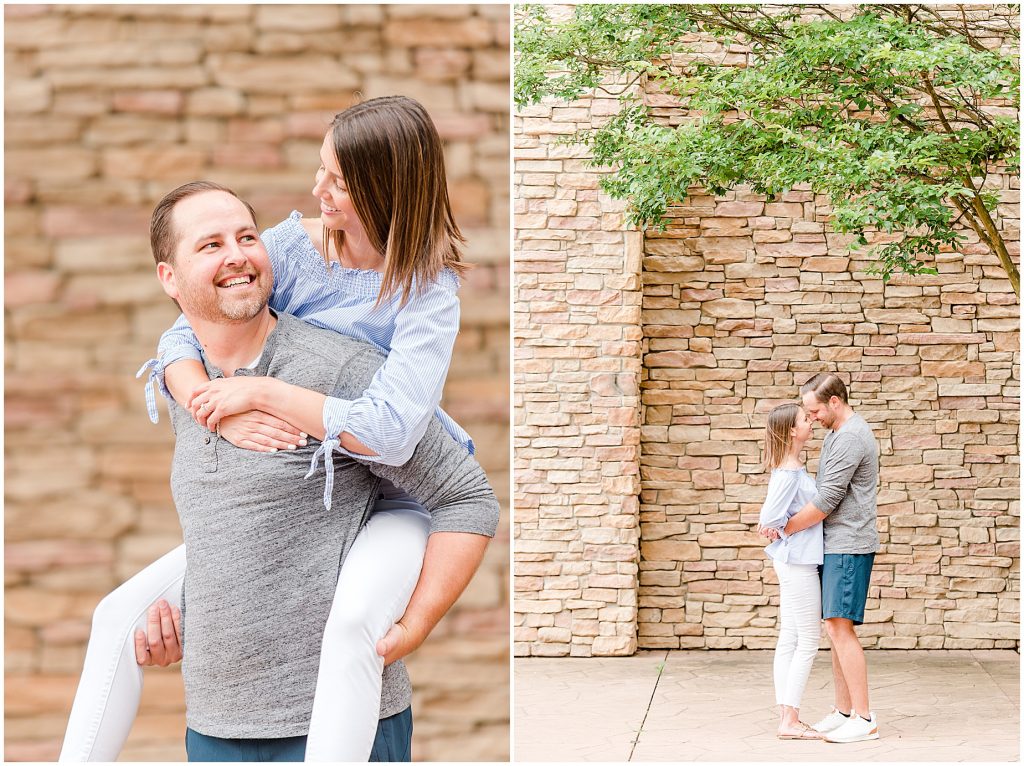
[758,373,881,744]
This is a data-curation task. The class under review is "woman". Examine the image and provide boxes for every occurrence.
[758,402,824,740]
[61,96,478,762]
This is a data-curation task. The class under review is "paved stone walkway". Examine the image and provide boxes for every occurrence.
[515,650,1019,761]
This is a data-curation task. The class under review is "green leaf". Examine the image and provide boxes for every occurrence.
[516,4,1020,290]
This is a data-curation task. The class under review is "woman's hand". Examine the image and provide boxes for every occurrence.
[217,411,308,453]
[188,376,279,430]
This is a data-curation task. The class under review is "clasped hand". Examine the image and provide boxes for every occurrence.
[188,376,267,429]
[756,525,782,541]
[188,378,306,453]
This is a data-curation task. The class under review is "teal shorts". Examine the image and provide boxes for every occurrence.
[820,553,874,625]
[185,706,412,762]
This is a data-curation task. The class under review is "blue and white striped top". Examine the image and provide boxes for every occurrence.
[142,211,473,476]
[758,467,824,566]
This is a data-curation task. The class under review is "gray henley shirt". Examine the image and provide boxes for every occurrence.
[168,312,499,739]
[812,412,880,554]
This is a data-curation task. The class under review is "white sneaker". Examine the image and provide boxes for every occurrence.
[812,707,851,734]
[825,712,879,743]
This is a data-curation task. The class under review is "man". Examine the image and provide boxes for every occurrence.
[764,372,880,743]
[141,181,499,760]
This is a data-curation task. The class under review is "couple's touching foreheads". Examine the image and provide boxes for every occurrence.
[758,372,881,743]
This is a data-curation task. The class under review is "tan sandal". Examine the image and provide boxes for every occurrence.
[777,721,824,740]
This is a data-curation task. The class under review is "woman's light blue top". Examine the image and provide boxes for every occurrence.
[140,212,473,501]
[758,467,824,566]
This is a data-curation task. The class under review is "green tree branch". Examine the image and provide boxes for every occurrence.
[516,3,1020,296]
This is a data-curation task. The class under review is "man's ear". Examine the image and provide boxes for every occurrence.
[157,261,179,301]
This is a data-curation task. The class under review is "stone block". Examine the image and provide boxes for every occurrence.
[703,299,755,318]
[5,78,51,114]
[714,201,764,217]
[208,54,360,93]
[697,531,763,547]
[641,540,701,562]
[384,17,493,47]
[946,622,1020,639]
[591,635,637,656]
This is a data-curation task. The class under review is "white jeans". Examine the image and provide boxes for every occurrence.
[772,558,821,709]
[59,500,429,762]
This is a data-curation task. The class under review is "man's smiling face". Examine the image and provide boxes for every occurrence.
[801,390,839,429]
[158,190,272,324]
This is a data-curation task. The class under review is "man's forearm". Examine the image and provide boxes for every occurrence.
[784,501,827,535]
[394,532,490,654]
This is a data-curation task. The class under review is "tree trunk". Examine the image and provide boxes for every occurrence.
[971,194,1021,298]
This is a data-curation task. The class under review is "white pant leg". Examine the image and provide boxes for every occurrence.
[772,558,822,709]
[772,559,798,706]
[304,501,430,762]
[59,544,187,762]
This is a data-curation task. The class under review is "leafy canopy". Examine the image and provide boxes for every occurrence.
[516,4,1020,294]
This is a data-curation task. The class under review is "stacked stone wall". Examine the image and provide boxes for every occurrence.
[638,186,1020,650]
[514,3,1018,657]
[514,86,646,657]
[5,4,509,760]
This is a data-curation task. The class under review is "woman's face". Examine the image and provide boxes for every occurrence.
[312,132,367,244]
[791,408,813,446]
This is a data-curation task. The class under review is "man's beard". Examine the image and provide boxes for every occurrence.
[178,273,271,324]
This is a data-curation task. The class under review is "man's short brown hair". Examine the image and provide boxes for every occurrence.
[150,181,258,266]
[800,372,848,404]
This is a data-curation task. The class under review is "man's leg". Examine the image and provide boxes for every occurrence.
[369,706,413,763]
[826,618,869,717]
[829,636,852,714]
[820,552,877,742]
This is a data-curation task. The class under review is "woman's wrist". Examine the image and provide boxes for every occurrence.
[249,378,327,440]
[251,376,286,415]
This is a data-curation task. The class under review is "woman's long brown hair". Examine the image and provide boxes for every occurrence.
[763,403,800,470]
[323,95,467,306]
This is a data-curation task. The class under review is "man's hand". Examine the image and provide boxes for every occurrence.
[134,599,182,667]
[217,411,307,453]
[372,533,491,667]
[376,621,423,667]
[756,524,781,541]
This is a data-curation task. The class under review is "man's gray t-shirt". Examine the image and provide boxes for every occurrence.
[168,313,499,739]
[812,412,880,554]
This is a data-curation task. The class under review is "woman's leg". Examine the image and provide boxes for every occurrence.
[779,563,822,711]
[59,544,187,762]
[774,557,798,712]
[304,499,430,762]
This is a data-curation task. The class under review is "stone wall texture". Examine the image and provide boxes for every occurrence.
[5,4,510,761]
[514,4,1018,657]
[514,80,646,657]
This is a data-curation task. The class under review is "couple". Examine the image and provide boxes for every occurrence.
[758,373,880,744]
[59,97,500,762]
